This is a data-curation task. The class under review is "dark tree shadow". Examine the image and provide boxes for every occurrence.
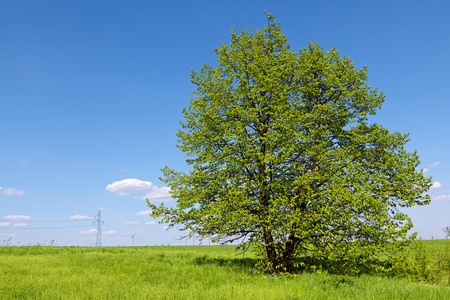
[192,254,396,278]
[193,255,258,270]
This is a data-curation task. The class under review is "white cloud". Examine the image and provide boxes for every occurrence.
[2,233,16,237]
[104,230,118,235]
[432,195,450,202]
[106,179,155,195]
[431,182,442,189]
[105,178,171,201]
[0,187,25,196]
[162,226,168,230]
[427,161,441,167]
[3,215,31,222]
[137,210,152,217]
[144,186,171,201]
[123,221,139,225]
[70,215,94,220]
[145,221,155,225]
[13,223,27,227]
[80,229,97,235]
[422,168,429,173]
[0,222,11,227]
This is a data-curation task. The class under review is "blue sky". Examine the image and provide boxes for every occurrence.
[1,0,449,246]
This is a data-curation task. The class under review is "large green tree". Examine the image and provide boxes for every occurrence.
[148,13,431,273]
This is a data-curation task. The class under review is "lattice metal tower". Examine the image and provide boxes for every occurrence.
[93,210,104,247]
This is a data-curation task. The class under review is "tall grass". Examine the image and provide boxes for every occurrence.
[1,243,450,299]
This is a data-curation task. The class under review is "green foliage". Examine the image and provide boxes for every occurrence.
[443,226,450,239]
[383,238,450,285]
[148,13,431,273]
[395,239,435,282]
[434,239,450,284]
[411,239,434,281]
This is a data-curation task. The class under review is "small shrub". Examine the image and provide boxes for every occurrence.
[434,239,450,284]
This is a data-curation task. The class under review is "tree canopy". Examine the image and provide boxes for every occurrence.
[148,13,431,273]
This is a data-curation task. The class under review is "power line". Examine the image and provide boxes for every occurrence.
[27,219,95,222]
[0,225,93,230]
[1,232,93,237]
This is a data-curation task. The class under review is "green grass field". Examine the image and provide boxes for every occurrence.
[1,241,450,299]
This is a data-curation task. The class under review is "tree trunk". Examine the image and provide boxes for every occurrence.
[263,226,279,271]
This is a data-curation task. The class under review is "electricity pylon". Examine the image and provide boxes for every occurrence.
[93,210,104,247]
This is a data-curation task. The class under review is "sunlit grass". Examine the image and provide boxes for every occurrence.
[1,243,450,299]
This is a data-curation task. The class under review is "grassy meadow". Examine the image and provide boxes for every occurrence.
[1,241,450,299]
